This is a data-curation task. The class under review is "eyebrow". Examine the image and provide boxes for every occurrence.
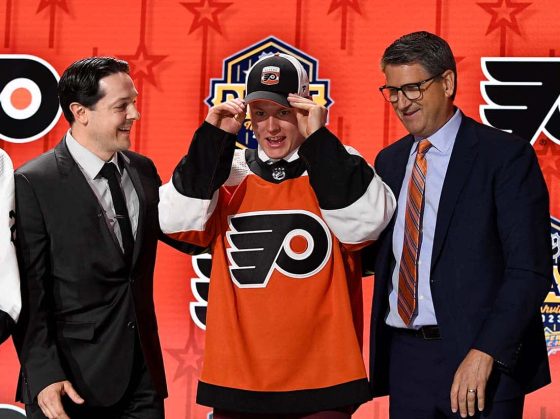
[110,94,138,106]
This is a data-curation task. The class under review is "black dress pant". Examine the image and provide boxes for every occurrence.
[25,336,163,419]
[388,328,524,419]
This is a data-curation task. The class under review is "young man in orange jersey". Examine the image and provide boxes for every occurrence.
[159,53,396,418]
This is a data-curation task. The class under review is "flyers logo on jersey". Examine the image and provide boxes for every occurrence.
[226,210,332,288]
[261,66,280,85]
[0,55,61,143]
[480,58,560,145]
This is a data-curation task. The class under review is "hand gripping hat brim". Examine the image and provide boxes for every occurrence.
[244,53,310,107]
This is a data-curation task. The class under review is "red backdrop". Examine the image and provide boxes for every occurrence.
[1,1,560,418]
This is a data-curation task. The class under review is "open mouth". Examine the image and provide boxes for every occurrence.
[266,136,285,147]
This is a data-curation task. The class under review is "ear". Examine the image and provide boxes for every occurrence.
[441,70,455,98]
[69,102,88,125]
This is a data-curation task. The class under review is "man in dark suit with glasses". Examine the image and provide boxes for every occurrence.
[365,31,551,418]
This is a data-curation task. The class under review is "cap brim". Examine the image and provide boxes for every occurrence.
[244,91,290,107]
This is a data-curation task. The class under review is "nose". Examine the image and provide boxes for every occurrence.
[266,115,280,133]
[396,90,412,109]
[128,103,141,121]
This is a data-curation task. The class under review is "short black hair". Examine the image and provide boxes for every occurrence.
[381,31,457,99]
[57,56,130,124]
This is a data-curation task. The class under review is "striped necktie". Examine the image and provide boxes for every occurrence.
[398,139,432,326]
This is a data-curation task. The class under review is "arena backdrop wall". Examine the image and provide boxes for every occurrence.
[1,1,560,418]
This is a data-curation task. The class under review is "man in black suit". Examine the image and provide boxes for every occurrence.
[367,32,551,418]
[14,57,193,419]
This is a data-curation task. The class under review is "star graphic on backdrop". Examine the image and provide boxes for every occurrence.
[166,337,204,382]
[535,138,560,179]
[181,0,232,34]
[477,0,531,35]
[37,0,68,13]
[119,43,167,87]
[328,0,361,14]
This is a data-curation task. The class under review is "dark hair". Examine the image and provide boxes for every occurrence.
[57,56,130,124]
[381,31,457,99]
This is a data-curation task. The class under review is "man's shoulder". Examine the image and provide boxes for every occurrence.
[122,150,155,168]
[461,114,532,154]
[15,148,57,178]
[376,134,412,162]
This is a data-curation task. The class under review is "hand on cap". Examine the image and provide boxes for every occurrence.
[287,94,327,138]
[205,98,246,134]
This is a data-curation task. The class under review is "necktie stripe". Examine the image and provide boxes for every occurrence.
[398,139,432,326]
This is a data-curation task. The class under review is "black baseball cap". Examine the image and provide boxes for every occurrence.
[244,53,310,107]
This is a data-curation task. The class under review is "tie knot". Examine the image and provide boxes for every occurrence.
[99,162,120,180]
[417,139,432,156]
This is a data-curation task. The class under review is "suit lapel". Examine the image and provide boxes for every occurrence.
[54,137,129,262]
[431,116,479,269]
[384,136,415,204]
[123,156,146,269]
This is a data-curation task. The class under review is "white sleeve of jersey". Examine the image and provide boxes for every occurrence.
[320,146,396,244]
[159,181,219,234]
[0,149,21,323]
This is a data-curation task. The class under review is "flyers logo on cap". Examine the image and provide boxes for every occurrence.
[206,36,332,150]
[543,216,560,355]
[261,66,280,85]
[480,57,560,145]
[0,55,61,143]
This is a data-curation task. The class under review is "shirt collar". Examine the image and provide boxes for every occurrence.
[65,130,122,179]
[257,145,300,164]
[411,108,462,155]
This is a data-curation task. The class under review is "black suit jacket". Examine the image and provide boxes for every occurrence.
[14,138,182,406]
[367,114,552,400]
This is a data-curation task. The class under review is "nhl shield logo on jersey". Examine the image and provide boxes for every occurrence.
[271,166,286,181]
[480,58,560,146]
[543,216,560,355]
[261,66,280,85]
[206,36,332,149]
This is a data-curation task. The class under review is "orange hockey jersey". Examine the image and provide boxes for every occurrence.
[159,122,395,414]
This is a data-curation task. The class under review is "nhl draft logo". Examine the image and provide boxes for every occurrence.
[543,216,560,355]
[0,55,61,143]
[206,36,332,149]
[226,210,332,288]
[480,58,560,145]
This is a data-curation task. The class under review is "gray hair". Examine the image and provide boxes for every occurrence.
[381,31,457,99]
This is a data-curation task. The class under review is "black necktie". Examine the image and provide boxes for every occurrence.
[99,162,134,265]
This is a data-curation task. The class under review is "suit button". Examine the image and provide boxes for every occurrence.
[127,321,136,330]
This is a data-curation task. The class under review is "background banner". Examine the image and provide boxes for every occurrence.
[1,1,559,418]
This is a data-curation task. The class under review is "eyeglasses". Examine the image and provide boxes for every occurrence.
[379,73,443,103]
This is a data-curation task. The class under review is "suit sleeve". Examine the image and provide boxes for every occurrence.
[298,127,396,247]
[472,140,552,369]
[0,150,20,343]
[142,156,209,255]
[13,172,67,402]
[159,122,237,246]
